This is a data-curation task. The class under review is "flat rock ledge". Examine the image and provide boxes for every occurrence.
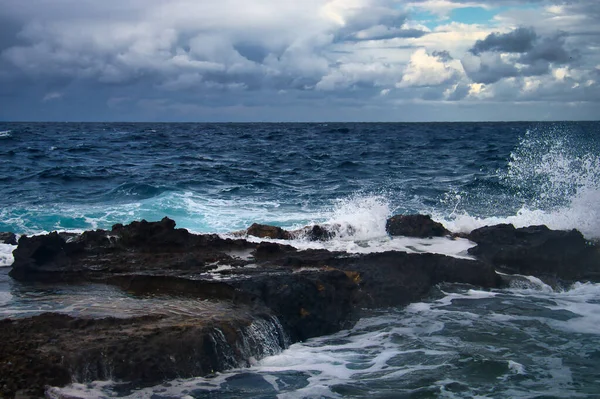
[2,217,599,398]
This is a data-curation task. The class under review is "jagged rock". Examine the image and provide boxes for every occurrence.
[253,241,296,259]
[467,224,600,283]
[288,224,339,241]
[9,218,255,281]
[386,214,450,238]
[0,232,17,245]
[246,223,291,240]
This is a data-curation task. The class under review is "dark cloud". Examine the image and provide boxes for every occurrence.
[518,33,571,65]
[462,53,519,84]
[470,27,537,55]
[446,83,470,101]
[0,16,25,52]
[0,0,598,121]
[464,27,577,85]
[432,50,453,62]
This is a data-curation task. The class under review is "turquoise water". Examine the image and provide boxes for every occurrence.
[1,121,600,398]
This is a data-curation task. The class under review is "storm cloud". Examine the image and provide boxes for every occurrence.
[470,27,538,55]
[0,0,598,121]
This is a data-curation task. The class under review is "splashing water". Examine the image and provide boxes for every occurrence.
[437,124,600,239]
[322,194,391,240]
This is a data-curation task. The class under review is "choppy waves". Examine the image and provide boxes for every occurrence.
[434,123,600,239]
[0,121,599,242]
[47,281,600,398]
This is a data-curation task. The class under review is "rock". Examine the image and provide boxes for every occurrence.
[246,223,291,240]
[0,311,286,398]
[10,218,255,281]
[0,232,17,245]
[3,218,513,395]
[386,214,450,238]
[467,224,600,283]
[305,225,335,241]
[329,251,501,308]
[9,232,72,280]
[235,269,359,342]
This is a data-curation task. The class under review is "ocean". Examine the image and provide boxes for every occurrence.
[1,121,600,398]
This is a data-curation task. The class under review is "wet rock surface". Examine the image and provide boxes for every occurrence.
[467,224,600,284]
[386,214,450,238]
[0,311,285,399]
[2,217,598,397]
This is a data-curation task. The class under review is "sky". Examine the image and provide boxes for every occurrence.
[0,0,599,122]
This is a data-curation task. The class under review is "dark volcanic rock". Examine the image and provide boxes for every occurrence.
[4,218,513,396]
[10,217,255,281]
[330,251,501,308]
[0,231,17,245]
[467,224,600,283]
[236,269,359,342]
[304,224,336,241]
[386,214,450,238]
[0,311,285,399]
[247,223,292,240]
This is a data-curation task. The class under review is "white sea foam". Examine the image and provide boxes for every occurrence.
[46,281,600,398]
[0,130,11,138]
[228,194,476,258]
[436,127,600,239]
[0,243,15,267]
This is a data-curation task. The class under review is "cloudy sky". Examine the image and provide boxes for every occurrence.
[1,0,598,121]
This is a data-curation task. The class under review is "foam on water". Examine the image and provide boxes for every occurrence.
[49,281,600,398]
[436,126,600,239]
[0,243,15,267]
[221,194,476,258]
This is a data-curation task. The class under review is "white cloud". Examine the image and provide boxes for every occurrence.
[397,48,462,87]
[0,0,598,121]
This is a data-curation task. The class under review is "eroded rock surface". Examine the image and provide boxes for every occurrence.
[5,217,597,397]
[467,224,600,284]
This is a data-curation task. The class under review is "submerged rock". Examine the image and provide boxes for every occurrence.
[386,214,450,238]
[467,224,600,284]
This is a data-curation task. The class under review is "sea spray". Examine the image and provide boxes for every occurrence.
[435,124,600,239]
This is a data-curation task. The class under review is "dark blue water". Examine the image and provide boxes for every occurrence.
[1,122,599,237]
[2,122,600,398]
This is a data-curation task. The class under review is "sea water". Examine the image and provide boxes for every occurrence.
[1,121,600,398]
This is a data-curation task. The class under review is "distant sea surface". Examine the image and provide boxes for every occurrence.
[1,122,600,398]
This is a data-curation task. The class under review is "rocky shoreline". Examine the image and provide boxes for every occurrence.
[1,216,599,398]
